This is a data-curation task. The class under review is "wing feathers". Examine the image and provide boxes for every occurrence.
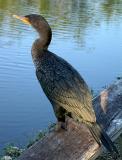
[36,53,96,123]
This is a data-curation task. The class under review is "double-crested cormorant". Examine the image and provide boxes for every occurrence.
[13,14,119,159]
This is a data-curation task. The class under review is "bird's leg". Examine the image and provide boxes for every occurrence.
[60,121,67,130]
[55,114,71,131]
[55,121,66,131]
[55,116,69,131]
[54,105,72,131]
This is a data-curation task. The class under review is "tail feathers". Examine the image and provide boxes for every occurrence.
[88,123,119,160]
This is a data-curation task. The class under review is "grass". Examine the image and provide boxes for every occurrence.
[27,123,56,148]
[0,144,23,160]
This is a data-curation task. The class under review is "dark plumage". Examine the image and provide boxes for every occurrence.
[15,14,119,159]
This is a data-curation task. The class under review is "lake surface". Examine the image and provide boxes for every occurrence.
[0,0,122,152]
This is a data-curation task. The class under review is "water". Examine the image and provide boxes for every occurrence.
[0,0,122,152]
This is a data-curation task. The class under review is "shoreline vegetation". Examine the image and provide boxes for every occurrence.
[0,124,55,160]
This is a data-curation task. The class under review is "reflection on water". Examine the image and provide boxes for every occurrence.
[0,0,122,152]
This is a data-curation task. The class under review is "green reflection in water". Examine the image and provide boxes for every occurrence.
[0,0,122,43]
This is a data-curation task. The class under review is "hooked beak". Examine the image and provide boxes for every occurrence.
[13,15,31,25]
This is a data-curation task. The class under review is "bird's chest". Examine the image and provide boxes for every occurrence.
[36,59,59,95]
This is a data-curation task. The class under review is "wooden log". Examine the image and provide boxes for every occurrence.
[18,79,122,160]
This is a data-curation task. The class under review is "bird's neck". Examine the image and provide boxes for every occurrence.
[31,24,52,62]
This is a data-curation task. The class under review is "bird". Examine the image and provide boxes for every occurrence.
[13,14,119,159]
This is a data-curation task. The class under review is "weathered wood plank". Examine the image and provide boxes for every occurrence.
[18,79,122,160]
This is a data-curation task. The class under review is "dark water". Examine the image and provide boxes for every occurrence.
[0,0,122,151]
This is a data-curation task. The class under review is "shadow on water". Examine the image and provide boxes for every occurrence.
[0,0,122,153]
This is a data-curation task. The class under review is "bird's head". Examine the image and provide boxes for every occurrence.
[13,14,52,49]
[13,14,50,32]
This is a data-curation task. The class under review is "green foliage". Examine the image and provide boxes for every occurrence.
[4,144,23,159]
[26,139,35,149]
[27,123,56,148]
[27,130,46,148]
